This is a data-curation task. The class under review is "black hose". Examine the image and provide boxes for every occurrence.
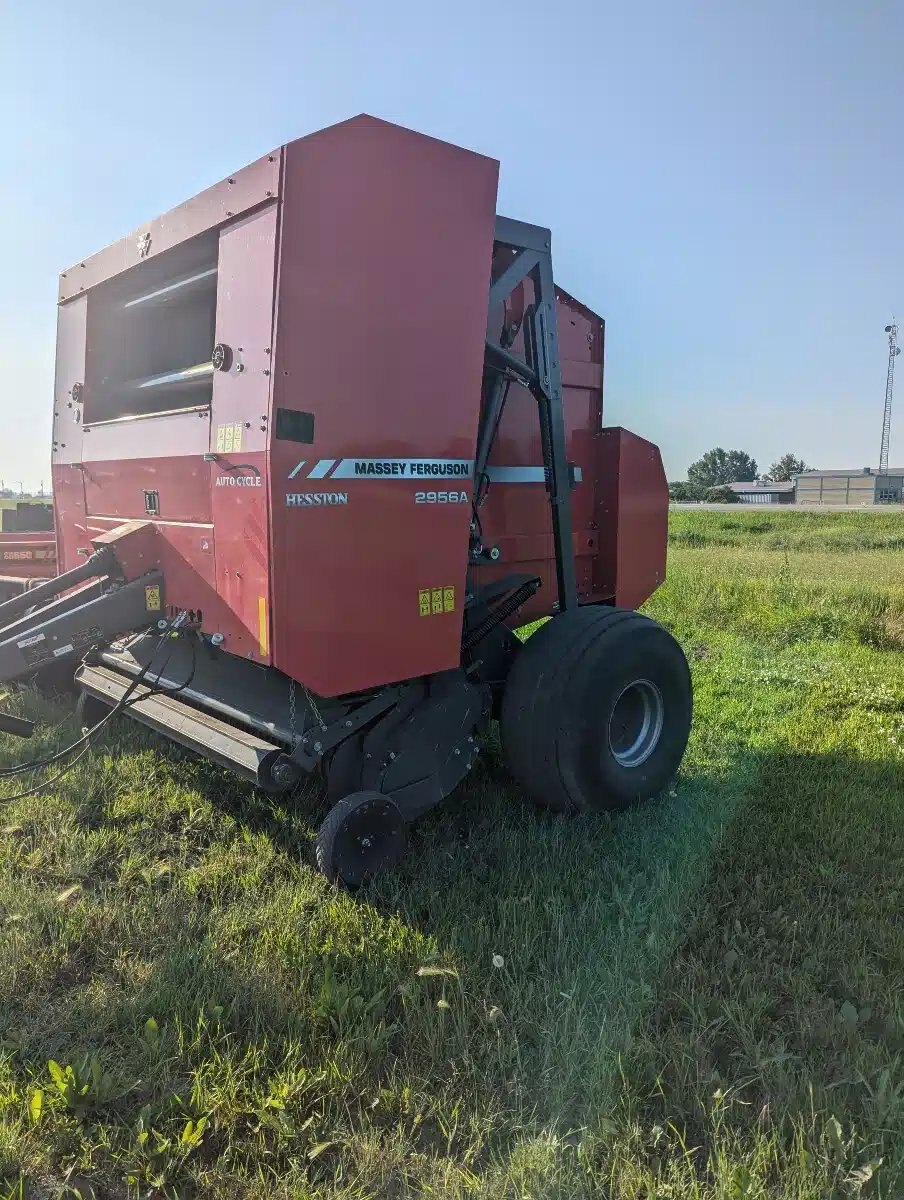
[0,617,188,784]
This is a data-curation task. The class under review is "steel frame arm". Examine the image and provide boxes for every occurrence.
[483,216,577,611]
[0,572,165,684]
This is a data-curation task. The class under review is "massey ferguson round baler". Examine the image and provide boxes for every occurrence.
[0,115,691,884]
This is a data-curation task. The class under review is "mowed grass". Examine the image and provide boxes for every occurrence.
[0,510,903,1197]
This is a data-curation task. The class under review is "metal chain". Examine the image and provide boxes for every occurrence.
[288,678,326,754]
[288,679,298,750]
[304,683,326,731]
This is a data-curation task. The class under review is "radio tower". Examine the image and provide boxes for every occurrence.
[879,322,901,475]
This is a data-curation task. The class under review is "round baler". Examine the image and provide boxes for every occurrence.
[0,116,691,885]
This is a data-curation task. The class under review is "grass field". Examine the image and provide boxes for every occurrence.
[1,509,903,1198]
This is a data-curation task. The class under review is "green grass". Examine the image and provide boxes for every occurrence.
[0,508,903,1197]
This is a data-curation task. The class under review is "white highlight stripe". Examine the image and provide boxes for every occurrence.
[309,458,337,479]
[484,465,583,483]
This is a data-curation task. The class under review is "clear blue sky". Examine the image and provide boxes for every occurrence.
[2,0,901,486]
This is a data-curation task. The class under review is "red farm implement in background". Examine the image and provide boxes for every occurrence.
[0,503,56,603]
[0,115,691,884]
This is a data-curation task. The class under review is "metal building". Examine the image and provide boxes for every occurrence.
[794,468,904,505]
[723,481,795,505]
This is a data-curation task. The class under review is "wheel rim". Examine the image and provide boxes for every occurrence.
[332,798,404,886]
[608,679,664,768]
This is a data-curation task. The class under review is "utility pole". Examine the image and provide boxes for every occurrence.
[879,322,901,475]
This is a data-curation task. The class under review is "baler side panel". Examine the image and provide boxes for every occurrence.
[52,294,88,467]
[208,206,278,662]
[594,427,668,609]
[52,190,279,659]
[269,116,499,696]
[52,295,89,573]
[83,457,212,523]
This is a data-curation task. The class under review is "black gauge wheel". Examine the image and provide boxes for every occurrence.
[315,791,407,887]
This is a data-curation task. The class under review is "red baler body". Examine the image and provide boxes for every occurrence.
[51,115,667,698]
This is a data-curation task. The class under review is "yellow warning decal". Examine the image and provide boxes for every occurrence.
[419,586,457,616]
[145,585,161,612]
[215,423,245,454]
[258,595,269,656]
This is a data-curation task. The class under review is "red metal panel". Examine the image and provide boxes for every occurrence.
[594,428,668,609]
[89,515,219,613]
[210,451,272,662]
[51,295,88,468]
[205,206,279,663]
[58,153,281,302]
[52,466,88,572]
[50,295,89,574]
[82,410,210,459]
[268,116,499,695]
[209,204,277,454]
[83,456,212,523]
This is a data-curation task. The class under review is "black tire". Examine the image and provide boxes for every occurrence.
[500,607,691,812]
[315,791,407,887]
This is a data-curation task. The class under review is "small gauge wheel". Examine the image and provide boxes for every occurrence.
[315,791,406,887]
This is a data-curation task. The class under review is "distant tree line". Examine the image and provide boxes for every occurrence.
[669,449,812,503]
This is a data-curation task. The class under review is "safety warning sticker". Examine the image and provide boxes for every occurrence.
[418,585,456,616]
[145,585,161,611]
[215,423,244,454]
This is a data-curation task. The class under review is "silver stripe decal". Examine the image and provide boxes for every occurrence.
[484,465,583,483]
[309,458,337,479]
[287,459,583,483]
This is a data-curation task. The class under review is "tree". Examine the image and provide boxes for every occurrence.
[687,447,758,488]
[668,480,706,502]
[764,453,811,482]
[706,485,740,503]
